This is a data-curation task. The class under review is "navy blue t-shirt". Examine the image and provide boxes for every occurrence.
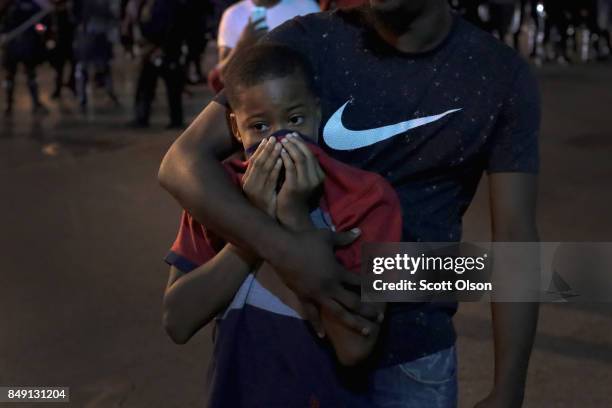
[216,8,540,366]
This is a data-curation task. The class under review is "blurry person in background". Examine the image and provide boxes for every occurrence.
[456,0,488,30]
[514,0,540,57]
[597,0,612,59]
[1,0,50,116]
[184,0,213,85]
[119,0,136,57]
[209,0,238,39]
[131,0,188,129]
[591,0,612,59]
[568,0,604,61]
[72,0,120,111]
[207,0,319,93]
[48,0,76,99]
[488,0,519,45]
[541,0,571,63]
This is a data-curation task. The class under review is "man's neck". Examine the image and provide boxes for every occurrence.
[253,0,281,8]
[369,1,454,54]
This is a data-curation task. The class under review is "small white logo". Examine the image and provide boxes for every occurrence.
[322,101,462,150]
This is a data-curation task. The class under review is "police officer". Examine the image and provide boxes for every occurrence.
[542,0,571,63]
[72,0,119,111]
[131,0,188,128]
[488,0,520,44]
[184,0,212,85]
[1,0,50,115]
[48,0,76,98]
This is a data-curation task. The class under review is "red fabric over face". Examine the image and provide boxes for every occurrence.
[169,142,403,274]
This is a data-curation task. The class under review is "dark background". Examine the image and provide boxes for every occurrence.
[2,11,612,408]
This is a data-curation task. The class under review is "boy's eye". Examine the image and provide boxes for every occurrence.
[289,115,305,125]
[251,123,269,132]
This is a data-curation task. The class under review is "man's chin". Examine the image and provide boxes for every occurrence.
[369,0,404,11]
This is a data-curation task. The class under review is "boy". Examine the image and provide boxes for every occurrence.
[162,44,402,407]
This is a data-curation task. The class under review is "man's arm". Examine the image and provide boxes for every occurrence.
[159,102,281,254]
[158,103,378,336]
[479,173,540,408]
[274,136,386,365]
[163,244,256,344]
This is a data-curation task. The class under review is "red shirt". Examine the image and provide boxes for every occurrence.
[166,142,402,273]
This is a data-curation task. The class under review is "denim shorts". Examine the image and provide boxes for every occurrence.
[367,345,458,408]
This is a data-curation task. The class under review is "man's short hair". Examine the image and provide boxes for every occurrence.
[224,43,318,109]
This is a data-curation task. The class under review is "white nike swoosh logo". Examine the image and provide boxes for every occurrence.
[322,101,462,150]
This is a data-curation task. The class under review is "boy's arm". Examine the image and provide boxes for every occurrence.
[162,244,257,344]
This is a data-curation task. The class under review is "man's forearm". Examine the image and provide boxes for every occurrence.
[491,228,540,404]
[490,302,539,399]
[158,102,290,262]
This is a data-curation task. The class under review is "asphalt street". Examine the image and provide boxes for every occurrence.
[1,56,611,407]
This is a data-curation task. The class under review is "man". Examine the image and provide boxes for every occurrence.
[131,0,188,128]
[183,0,213,85]
[1,0,50,115]
[159,0,540,406]
[48,0,76,99]
[208,0,319,93]
[72,0,120,110]
[456,0,488,29]
[541,0,571,63]
[488,0,519,44]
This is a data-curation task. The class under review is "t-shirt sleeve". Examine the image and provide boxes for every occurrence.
[164,211,223,273]
[486,60,541,174]
[217,5,244,49]
[164,163,242,272]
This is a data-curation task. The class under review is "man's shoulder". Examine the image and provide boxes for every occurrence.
[275,8,356,36]
[458,16,524,62]
[453,16,532,82]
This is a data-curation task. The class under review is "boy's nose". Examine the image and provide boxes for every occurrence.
[269,128,294,141]
[269,125,284,135]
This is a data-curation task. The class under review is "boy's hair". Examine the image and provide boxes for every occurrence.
[224,43,318,109]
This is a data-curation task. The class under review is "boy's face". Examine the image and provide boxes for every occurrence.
[229,73,321,154]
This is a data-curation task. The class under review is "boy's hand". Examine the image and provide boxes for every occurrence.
[242,138,283,218]
[277,133,325,229]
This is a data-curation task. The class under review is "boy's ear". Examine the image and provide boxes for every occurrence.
[229,112,242,143]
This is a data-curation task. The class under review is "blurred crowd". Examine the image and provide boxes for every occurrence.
[1,0,611,124]
[451,0,612,64]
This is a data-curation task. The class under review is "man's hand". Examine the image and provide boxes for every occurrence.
[474,387,523,408]
[256,134,379,336]
[271,227,382,338]
[276,133,325,230]
[242,138,283,217]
